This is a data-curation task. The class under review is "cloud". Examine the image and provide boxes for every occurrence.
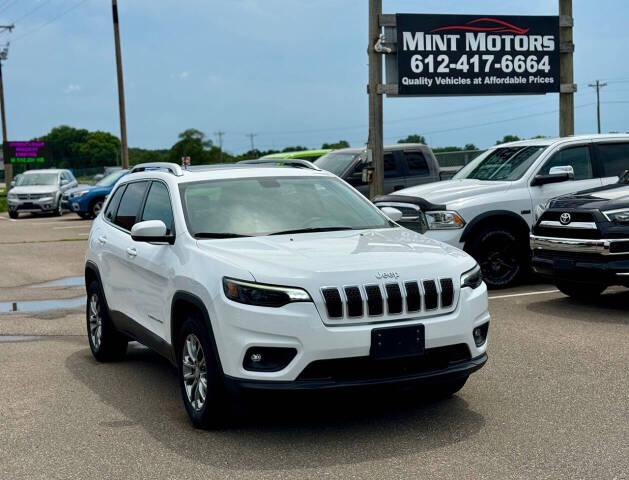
[178,71,190,79]
[64,84,81,94]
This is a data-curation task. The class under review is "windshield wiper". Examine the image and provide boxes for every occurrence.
[267,226,354,236]
[194,232,252,239]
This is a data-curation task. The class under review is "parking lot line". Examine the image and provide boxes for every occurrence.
[52,225,91,230]
[489,289,559,300]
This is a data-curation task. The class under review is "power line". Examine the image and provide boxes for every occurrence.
[588,80,607,134]
[10,0,89,43]
[245,133,257,151]
[10,0,53,24]
[0,0,19,16]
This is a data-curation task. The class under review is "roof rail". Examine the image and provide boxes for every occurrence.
[238,158,322,171]
[130,162,184,176]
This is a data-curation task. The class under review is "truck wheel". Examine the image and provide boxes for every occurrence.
[468,225,526,289]
[178,315,230,429]
[86,281,128,361]
[89,199,104,218]
[8,209,18,219]
[556,281,606,300]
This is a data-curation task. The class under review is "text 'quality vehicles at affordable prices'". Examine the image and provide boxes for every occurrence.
[374,134,629,288]
[84,161,489,429]
[531,172,629,298]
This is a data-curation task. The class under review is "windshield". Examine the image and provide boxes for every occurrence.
[454,146,547,181]
[16,173,59,186]
[180,176,391,237]
[315,152,359,176]
[96,169,128,187]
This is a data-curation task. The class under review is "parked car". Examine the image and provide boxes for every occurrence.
[315,144,459,196]
[261,149,332,161]
[530,172,629,298]
[7,168,78,218]
[374,134,629,288]
[93,166,123,183]
[85,161,489,429]
[62,169,129,219]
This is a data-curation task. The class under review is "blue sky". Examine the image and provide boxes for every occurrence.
[3,0,629,153]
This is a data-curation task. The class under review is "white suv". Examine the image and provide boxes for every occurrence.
[375,134,629,288]
[85,162,489,428]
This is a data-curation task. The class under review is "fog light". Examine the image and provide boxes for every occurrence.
[473,322,489,347]
[243,347,297,372]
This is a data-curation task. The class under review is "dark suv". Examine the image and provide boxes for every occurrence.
[530,171,629,298]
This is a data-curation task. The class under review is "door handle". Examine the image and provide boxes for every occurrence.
[97,236,107,245]
[126,247,137,257]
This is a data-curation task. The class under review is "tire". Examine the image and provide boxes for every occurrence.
[86,281,128,362]
[54,199,63,216]
[556,281,606,300]
[468,225,526,289]
[177,315,230,429]
[89,198,104,219]
[8,209,18,219]
[428,376,468,400]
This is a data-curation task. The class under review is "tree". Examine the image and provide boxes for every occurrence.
[321,140,350,149]
[464,143,478,151]
[530,135,548,139]
[168,129,219,165]
[38,125,90,169]
[495,135,520,145]
[75,131,121,168]
[281,146,308,152]
[398,134,426,144]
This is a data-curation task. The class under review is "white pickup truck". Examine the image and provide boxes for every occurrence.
[375,134,629,288]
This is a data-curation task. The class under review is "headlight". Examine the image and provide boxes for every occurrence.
[461,264,483,289]
[71,190,89,198]
[223,277,311,307]
[7,192,17,199]
[425,210,465,229]
[603,208,629,225]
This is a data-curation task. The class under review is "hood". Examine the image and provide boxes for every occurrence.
[65,184,101,196]
[9,185,59,195]
[196,227,474,286]
[393,178,512,207]
[550,183,629,211]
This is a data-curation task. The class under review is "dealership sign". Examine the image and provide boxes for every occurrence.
[4,141,51,164]
[394,14,560,96]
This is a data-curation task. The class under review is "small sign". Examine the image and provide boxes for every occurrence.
[4,141,51,164]
[181,156,191,167]
[394,14,560,96]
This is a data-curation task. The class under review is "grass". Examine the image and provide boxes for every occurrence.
[0,187,6,213]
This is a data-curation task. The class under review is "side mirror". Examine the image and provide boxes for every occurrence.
[532,165,575,186]
[380,206,403,223]
[131,220,175,244]
[60,179,70,186]
[10,180,15,187]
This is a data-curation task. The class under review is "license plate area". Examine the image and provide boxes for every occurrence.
[370,324,425,360]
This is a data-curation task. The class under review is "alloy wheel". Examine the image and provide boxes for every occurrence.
[182,334,208,411]
[478,232,520,286]
[93,201,103,217]
[88,293,103,350]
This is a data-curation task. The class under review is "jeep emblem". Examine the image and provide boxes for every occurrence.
[375,272,399,280]
[559,213,572,225]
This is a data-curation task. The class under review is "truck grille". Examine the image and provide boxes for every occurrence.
[320,277,457,321]
[17,193,46,200]
[535,210,602,239]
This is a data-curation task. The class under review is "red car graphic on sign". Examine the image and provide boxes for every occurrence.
[430,17,530,35]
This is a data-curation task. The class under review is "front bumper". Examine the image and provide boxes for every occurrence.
[530,234,629,285]
[212,282,489,383]
[8,196,57,212]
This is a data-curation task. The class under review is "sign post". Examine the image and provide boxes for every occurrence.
[367,0,384,199]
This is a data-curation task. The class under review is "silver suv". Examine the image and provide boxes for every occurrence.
[7,169,78,218]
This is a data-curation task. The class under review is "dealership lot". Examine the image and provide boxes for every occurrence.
[0,213,627,479]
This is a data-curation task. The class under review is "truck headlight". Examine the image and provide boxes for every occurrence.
[425,210,465,230]
[223,278,311,307]
[461,264,483,289]
[603,208,629,225]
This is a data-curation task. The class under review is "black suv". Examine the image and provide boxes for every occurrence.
[530,172,629,298]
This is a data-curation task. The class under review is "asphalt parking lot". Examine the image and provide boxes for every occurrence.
[0,212,627,480]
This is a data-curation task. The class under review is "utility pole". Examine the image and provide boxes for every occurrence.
[559,0,575,137]
[588,80,607,134]
[0,26,13,190]
[246,133,257,152]
[367,0,384,199]
[111,0,129,168]
[214,131,225,161]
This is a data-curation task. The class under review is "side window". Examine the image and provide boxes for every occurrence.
[114,181,148,231]
[538,146,593,181]
[384,153,402,178]
[104,185,126,222]
[597,143,629,177]
[404,152,430,177]
[141,182,174,234]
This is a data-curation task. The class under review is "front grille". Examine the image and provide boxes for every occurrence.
[535,226,602,239]
[17,193,45,200]
[297,344,471,381]
[321,277,457,321]
[423,280,438,310]
[540,211,596,223]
